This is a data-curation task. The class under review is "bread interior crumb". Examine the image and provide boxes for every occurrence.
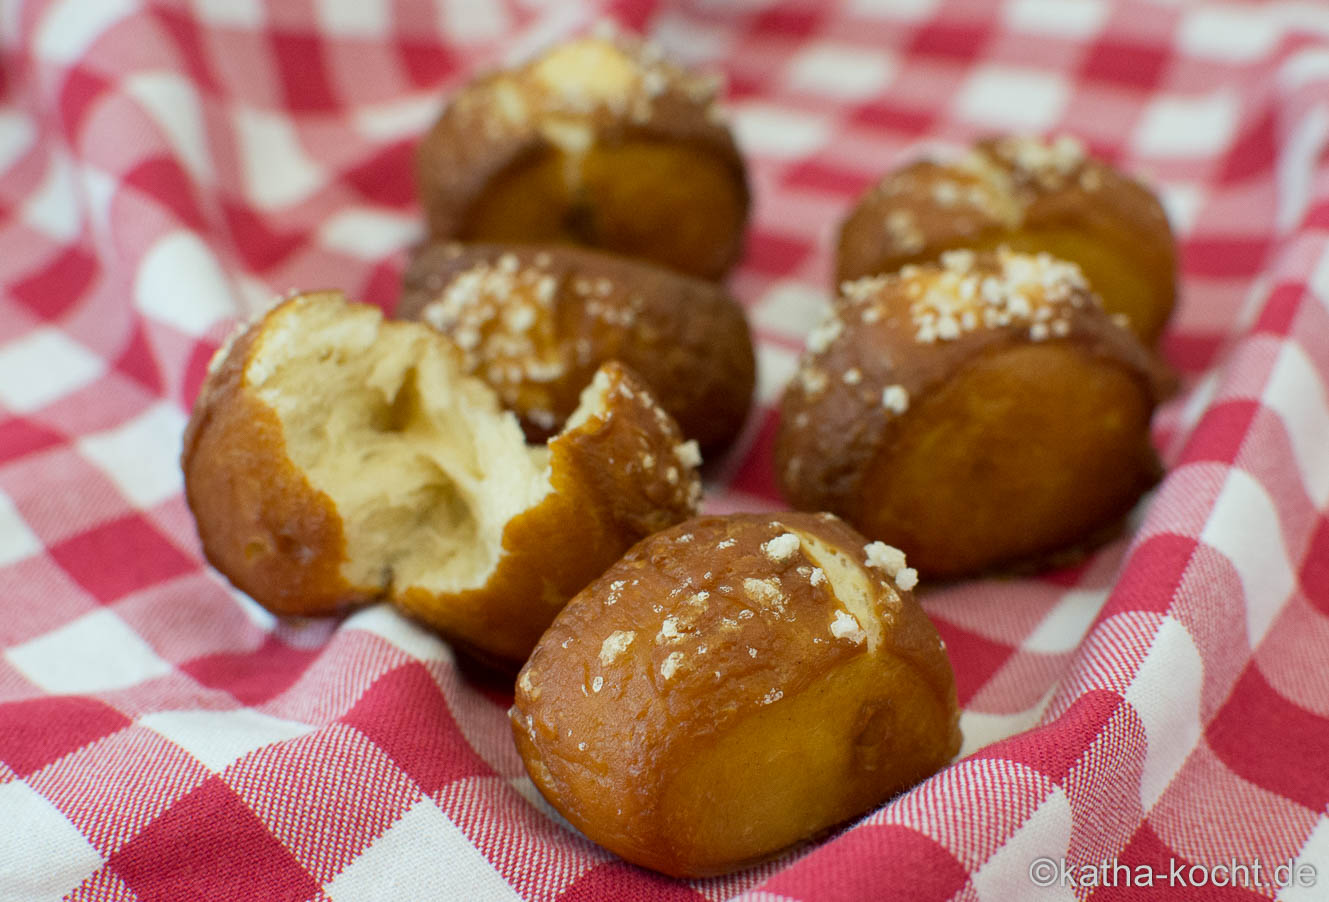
[245,293,603,596]
[795,530,885,653]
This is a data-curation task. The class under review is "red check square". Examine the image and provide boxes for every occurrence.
[49,514,196,605]
[107,776,321,902]
[10,246,98,322]
[0,417,65,465]
[183,635,320,707]
[341,662,494,795]
[0,695,130,777]
[1207,665,1329,812]
[1081,38,1170,90]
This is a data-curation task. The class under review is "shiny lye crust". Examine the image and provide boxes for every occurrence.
[836,135,1177,344]
[775,250,1168,577]
[414,32,749,280]
[398,242,756,449]
[512,512,961,878]
[182,292,701,665]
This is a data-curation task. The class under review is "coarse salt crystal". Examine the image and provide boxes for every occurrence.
[661,651,685,680]
[864,541,908,576]
[830,609,866,644]
[599,630,635,665]
[882,384,909,415]
[895,567,919,591]
[807,317,844,354]
[674,440,702,468]
[743,578,782,607]
[762,532,801,564]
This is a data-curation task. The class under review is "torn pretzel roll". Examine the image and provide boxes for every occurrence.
[182,291,701,665]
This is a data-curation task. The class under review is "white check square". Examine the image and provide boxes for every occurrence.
[5,609,174,694]
[732,104,831,160]
[788,43,897,101]
[1178,8,1280,62]
[314,0,390,36]
[134,231,236,336]
[140,708,317,772]
[190,0,264,28]
[955,66,1070,131]
[325,797,521,901]
[1005,0,1108,39]
[0,490,41,568]
[1133,93,1239,158]
[77,401,188,508]
[0,781,103,901]
[0,329,103,413]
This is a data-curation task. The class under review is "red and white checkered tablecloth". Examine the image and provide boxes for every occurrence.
[3,0,1329,899]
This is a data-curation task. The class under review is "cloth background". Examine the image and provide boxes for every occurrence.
[2,0,1329,899]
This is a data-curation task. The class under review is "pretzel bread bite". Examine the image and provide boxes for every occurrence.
[415,33,748,280]
[776,250,1166,578]
[399,242,755,449]
[837,135,1176,344]
[182,292,700,664]
[511,512,960,877]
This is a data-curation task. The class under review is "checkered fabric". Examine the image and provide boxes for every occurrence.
[2,0,1328,898]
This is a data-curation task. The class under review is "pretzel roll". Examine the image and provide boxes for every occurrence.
[182,292,700,665]
[399,242,755,450]
[415,33,748,280]
[837,135,1176,345]
[511,512,961,877]
[776,249,1166,578]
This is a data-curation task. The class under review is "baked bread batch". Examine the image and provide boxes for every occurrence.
[182,26,1179,879]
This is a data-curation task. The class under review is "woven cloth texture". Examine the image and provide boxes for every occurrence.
[2,0,1329,899]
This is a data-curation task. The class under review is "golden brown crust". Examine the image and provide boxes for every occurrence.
[414,34,749,280]
[395,361,702,663]
[398,242,755,449]
[836,135,1177,344]
[775,250,1166,577]
[182,295,374,615]
[182,294,701,665]
[512,512,961,877]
